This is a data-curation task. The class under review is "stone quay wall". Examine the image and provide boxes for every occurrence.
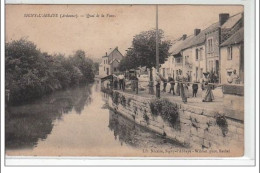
[107,90,244,150]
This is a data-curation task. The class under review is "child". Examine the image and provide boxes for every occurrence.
[192,82,198,97]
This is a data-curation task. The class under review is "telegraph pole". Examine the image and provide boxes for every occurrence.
[155,5,160,98]
[156,5,159,73]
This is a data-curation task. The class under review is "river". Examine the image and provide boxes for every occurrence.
[5,82,184,157]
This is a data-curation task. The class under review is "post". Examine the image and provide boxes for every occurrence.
[155,4,160,98]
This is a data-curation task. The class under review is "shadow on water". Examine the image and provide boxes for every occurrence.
[5,85,93,149]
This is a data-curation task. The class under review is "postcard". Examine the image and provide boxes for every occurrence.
[4,4,247,159]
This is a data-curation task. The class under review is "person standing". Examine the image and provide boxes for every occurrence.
[179,70,187,103]
[227,71,233,84]
[232,69,240,84]
[192,81,199,97]
[168,76,175,95]
[118,73,125,90]
[162,78,167,92]
[176,71,181,96]
[202,72,214,102]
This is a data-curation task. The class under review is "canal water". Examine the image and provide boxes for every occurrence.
[5,82,184,157]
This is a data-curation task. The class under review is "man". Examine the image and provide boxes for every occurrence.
[192,81,198,97]
[118,73,125,90]
[168,76,175,95]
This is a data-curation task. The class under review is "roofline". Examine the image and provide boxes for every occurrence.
[220,41,244,47]
[108,47,124,58]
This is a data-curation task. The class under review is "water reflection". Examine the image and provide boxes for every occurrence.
[6,82,183,156]
[108,110,183,149]
[5,85,93,149]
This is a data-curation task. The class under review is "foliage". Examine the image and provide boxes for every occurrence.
[112,92,120,105]
[149,99,162,116]
[149,98,179,127]
[120,95,126,107]
[5,38,95,105]
[118,29,171,77]
[127,98,132,107]
[214,112,229,137]
[143,109,149,123]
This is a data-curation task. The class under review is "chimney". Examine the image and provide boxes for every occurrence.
[194,29,201,36]
[182,34,187,40]
[219,13,230,25]
[105,52,107,56]
[115,46,118,50]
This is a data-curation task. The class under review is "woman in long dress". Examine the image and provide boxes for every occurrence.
[176,73,180,96]
[179,70,188,103]
[202,73,214,102]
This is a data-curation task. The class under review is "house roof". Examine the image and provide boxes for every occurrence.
[109,58,120,64]
[220,27,244,47]
[221,13,243,29]
[171,22,220,56]
[102,47,119,58]
[170,13,243,54]
[171,35,194,56]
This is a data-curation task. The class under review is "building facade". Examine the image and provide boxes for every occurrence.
[99,47,124,77]
[160,12,243,83]
[220,27,244,84]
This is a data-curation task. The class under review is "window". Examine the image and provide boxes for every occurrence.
[104,67,105,71]
[114,67,117,72]
[199,48,203,60]
[176,58,181,63]
[227,46,233,60]
[196,49,199,61]
[207,38,213,52]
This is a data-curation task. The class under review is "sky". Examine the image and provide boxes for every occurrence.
[6,5,243,61]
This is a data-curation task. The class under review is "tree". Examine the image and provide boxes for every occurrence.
[5,39,96,105]
[118,48,138,71]
[70,50,95,84]
[125,29,171,81]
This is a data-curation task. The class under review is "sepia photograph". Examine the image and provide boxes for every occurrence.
[4,4,246,158]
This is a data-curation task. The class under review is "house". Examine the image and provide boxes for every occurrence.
[160,12,243,83]
[99,47,124,77]
[220,27,244,84]
[170,34,194,80]
[205,13,243,82]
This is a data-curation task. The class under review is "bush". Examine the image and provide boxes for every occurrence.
[120,95,126,107]
[149,99,162,116]
[112,92,120,105]
[149,98,179,127]
[215,112,228,137]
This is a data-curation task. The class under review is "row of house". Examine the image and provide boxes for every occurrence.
[98,12,244,85]
[160,12,244,84]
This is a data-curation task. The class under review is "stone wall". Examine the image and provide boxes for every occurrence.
[108,90,244,151]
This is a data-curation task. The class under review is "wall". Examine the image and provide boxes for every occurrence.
[191,45,206,82]
[205,29,220,74]
[108,49,124,62]
[220,44,241,84]
[182,49,193,79]
[107,90,244,153]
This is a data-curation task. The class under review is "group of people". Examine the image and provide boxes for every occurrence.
[157,70,214,103]
[113,73,126,91]
[227,69,240,84]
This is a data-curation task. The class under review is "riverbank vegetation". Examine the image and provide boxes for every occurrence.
[6,38,96,105]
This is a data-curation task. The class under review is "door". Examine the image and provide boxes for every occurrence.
[196,67,198,82]
[106,68,109,75]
